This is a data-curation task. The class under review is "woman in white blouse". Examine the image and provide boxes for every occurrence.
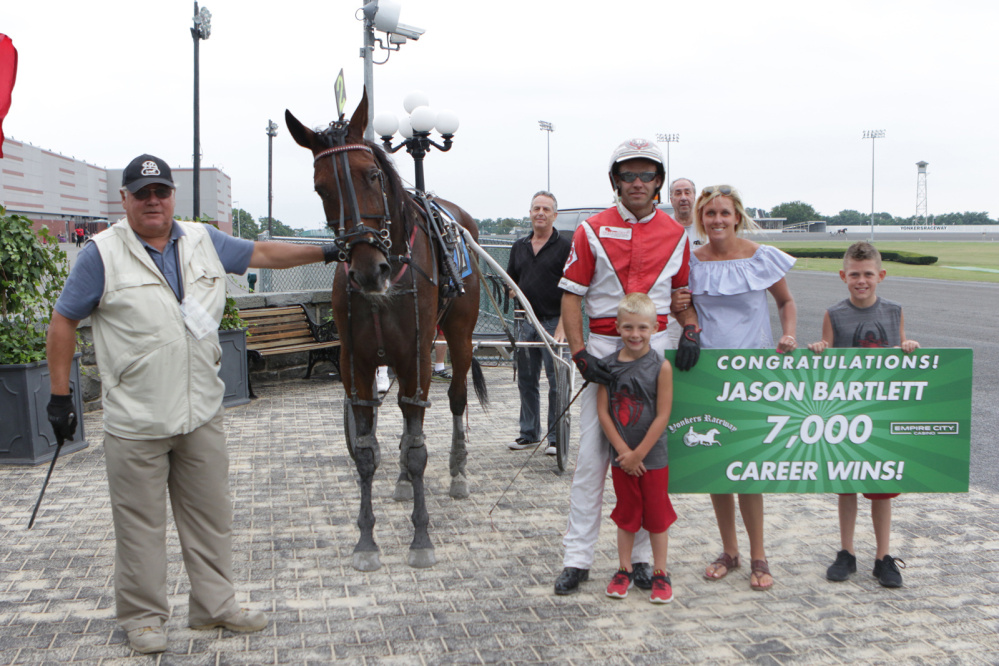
[673,185,797,591]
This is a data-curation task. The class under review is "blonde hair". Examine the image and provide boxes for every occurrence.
[694,185,760,239]
[617,292,657,324]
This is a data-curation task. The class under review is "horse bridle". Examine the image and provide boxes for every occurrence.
[314,121,393,262]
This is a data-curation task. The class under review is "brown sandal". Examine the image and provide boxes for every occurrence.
[704,552,740,580]
[750,559,774,591]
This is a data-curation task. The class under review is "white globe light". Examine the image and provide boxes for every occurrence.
[403,90,430,114]
[435,109,459,135]
[410,106,437,133]
[372,112,399,138]
[398,115,414,139]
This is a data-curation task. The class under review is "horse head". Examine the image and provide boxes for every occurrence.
[287,90,406,294]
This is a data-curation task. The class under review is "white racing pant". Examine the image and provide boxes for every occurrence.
[562,328,673,570]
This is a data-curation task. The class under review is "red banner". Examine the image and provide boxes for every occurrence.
[0,34,18,159]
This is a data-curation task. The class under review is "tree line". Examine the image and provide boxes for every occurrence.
[761,201,995,227]
[231,208,303,239]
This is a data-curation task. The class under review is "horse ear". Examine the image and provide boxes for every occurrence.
[348,89,369,141]
[285,110,314,149]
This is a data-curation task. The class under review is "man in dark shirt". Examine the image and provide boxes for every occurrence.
[506,191,572,454]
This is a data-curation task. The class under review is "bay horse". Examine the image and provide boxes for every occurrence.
[286,92,487,571]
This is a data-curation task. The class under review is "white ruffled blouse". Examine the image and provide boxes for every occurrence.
[689,244,796,350]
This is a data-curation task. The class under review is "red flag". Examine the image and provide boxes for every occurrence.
[0,34,18,159]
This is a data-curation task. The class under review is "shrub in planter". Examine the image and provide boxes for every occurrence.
[0,206,87,463]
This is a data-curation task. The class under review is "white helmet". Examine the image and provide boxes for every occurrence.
[607,138,665,190]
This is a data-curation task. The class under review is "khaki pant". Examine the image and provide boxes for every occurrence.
[104,409,237,630]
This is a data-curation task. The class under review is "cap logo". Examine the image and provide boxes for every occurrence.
[140,160,161,176]
[628,139,650,150]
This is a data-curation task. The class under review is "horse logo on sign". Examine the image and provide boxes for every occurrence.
[683,426,721,447]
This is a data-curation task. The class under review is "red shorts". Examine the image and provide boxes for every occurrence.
[838,493,900,501]
[610,466,677,534]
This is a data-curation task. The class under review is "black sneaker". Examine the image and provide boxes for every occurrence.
[873,554,905,588]
[631,562,653,590]
[507,438,533,450]
[554,567,589,595]
[826,549,857,581]
[431,368,452,382]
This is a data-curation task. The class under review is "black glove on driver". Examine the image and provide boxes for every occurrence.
[675,325,701,371]
[572,349,613,385]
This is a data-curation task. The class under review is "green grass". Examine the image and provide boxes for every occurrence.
[763,240,999,283]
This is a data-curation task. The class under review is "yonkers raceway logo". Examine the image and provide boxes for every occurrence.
[668,414,738,447]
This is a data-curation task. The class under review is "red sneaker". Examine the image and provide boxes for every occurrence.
[650,570,673,604]
[605,568,633,599]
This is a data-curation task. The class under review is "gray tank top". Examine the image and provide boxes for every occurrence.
[828,297,902,348]
[600,348,669,470]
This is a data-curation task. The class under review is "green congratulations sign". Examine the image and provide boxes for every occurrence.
[663,349,972,494]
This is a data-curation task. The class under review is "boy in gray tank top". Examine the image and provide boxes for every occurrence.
[597,293,677,603]
[808,242,919,588]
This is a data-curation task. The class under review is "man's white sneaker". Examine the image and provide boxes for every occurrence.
[126,626,167,654]
[376,367,390,393]
[191,608,268,633]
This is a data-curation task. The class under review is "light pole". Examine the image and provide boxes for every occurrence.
[191,2,211,220]
[538,120,554,191]
[360,1,425,141]
[862,129,885,243]
[655,133,679,189]
[266,120,278,236]
[373,91,458,193]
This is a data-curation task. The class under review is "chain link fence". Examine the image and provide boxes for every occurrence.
[251,236,520,361]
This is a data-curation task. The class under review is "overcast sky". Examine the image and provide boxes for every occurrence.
[4,1,997,229]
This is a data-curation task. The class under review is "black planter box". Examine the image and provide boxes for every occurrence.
[219,328,250,408]
[0,354,88,465]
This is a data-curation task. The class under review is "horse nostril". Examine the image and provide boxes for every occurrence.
[378,262,390,281]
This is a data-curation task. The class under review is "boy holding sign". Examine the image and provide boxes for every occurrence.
[808,241,920,587]
[596,293,677,603]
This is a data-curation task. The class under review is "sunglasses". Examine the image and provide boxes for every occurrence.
[700,185,733,197]
[617,171,658,183]
[133,186,174,201]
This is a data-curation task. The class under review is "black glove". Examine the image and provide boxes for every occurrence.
[47,393,77,441]
[675,325,701,371]
[321,243,340,264]
[572,349,613,385]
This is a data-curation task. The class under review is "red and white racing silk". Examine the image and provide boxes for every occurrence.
[559,205,690,336]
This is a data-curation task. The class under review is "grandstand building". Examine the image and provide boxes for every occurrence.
[0,137,233,239]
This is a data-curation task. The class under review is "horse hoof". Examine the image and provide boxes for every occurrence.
[449,476,469,499]
[408,548,436,568]
[352,550,382,572]
[393,480,414,501]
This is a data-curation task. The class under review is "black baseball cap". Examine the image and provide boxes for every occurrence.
[121,154,175,193]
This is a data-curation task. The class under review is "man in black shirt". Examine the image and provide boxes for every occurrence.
[506,191,572,454]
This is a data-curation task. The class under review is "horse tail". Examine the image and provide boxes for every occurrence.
[471,357,489,409]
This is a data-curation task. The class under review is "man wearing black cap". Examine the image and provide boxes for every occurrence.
[44,154,335,654]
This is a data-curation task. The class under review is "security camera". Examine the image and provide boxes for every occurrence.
[392,22,425,40]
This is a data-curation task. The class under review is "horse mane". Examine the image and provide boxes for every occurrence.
[313,126,418,241]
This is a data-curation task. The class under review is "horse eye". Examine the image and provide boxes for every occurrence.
[367,168,380,183]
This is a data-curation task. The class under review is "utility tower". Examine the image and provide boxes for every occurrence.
[915,161,928,225]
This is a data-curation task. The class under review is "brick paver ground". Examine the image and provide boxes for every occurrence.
[2,367,998,664]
